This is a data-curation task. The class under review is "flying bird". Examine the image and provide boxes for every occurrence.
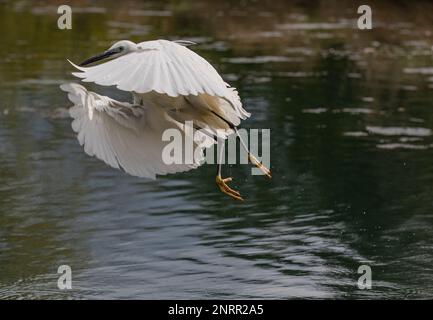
[61,39,271,201]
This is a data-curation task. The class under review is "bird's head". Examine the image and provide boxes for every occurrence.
[79,40,137,66]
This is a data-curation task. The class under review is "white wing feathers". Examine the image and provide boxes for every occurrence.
[62,40,252,179]
[69,39,250,121]
[60,83,207,179]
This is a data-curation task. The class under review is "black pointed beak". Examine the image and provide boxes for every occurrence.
[79,48,120,66]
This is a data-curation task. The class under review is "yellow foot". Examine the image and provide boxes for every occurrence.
[216,175,244,201]
[249,154,272,179]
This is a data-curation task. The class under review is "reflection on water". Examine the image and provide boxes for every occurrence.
[1,0,433,299]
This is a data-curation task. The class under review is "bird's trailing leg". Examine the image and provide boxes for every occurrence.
[234,128,272,179]
[215,140,244,201]
[248,154,272,179]
[210,110,271,179]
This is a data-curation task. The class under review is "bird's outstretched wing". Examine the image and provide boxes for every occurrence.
[68,40,249,119]
[60,83,210,179]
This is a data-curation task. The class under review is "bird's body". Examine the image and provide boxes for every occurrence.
[61,39,270,200]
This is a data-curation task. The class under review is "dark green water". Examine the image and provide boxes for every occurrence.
[1,0,433,299]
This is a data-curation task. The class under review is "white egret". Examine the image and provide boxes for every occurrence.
[61,39,271,201]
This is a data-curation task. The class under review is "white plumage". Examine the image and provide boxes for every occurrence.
[69,40,249,120]
[61,39,251,184]
[61,83,206,179]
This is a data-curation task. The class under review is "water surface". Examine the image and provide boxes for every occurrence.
[1,0,433,299]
